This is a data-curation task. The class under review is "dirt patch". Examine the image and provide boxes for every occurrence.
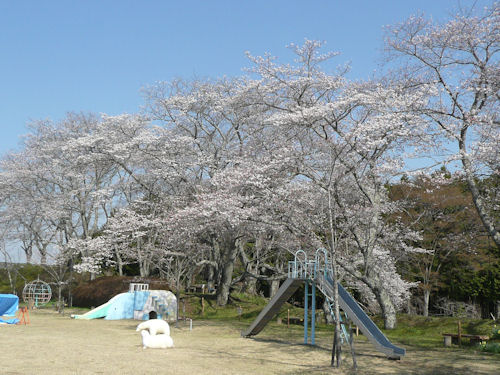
[2,310,499,375]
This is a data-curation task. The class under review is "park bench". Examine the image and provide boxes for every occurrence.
[187,284,216,294]
[187,284,206,293]
[442,333,489,346]
[288,317,304,325]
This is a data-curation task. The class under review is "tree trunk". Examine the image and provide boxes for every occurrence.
[24,246,33,264]
[39,251,47,265]
[206,264,215,292]
[139,261,151,277]
[237,237,259,295]
[115,247,123,276]
[373,287,397,329]
[175,261,181,327]
[4,262,14,294]
[323,299,334,324]
[460,142,500,249]
[57,284,63,313]
[216,235,238,306]
[243,274,258,295]
[423,289,430,317]
[216,257,235,306]
[364,268,397,329]
[137,238,150,277]
[270,279,280,298]
[407,297,413,316]
[327,189,342,368]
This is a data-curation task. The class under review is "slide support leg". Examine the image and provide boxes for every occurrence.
[304,281,309,344]
[311,282,316,345]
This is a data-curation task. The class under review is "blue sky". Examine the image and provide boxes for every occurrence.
[0,0,490,155]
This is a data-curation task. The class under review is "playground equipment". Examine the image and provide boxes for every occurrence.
[22,279,52,307]
[72,283,177,321]
[0,294,20,324]
[242,249,405,359]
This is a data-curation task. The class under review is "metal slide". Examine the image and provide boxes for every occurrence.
[317,273,405,359]
[241,278,303,337]
[243,249,405,359]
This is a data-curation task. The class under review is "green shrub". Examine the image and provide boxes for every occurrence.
[479,341,500,353]
[491,324,500,340]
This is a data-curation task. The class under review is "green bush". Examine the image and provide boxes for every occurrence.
[479,341,500,353]
[491,324,500,340]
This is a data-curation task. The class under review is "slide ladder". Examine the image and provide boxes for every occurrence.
[325,299,350,344]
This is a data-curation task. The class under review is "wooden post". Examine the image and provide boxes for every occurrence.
[348,321,357,370]
[237,305,242,320]
[201,297,205,315]
[287,309,290,329]
[59,298,65,315]
[458,321,462,347]
[443,335,452,347]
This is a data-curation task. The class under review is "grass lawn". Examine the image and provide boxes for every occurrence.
[4,292,498,374]
[182,292,499,352]
[2,307,500,375]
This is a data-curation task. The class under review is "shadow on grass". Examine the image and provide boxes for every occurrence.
[198,341,335,374]
[250,336,331,352]
[465,320,489,335]
[337,365,486,375]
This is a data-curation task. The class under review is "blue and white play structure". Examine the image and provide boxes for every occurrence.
[72,283,177,321]
[0,294,20,324]
[242,249,405,359]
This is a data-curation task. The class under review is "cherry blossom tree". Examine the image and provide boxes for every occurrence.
[61,114,199,281]
[385,3,500,248]
[0,113,129,273]
[141,77,269,306]
[245,40,428,332]
[173,148,302,305]
[0,151,59,264]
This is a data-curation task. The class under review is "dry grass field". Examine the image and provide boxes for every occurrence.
[2,309,499,375]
